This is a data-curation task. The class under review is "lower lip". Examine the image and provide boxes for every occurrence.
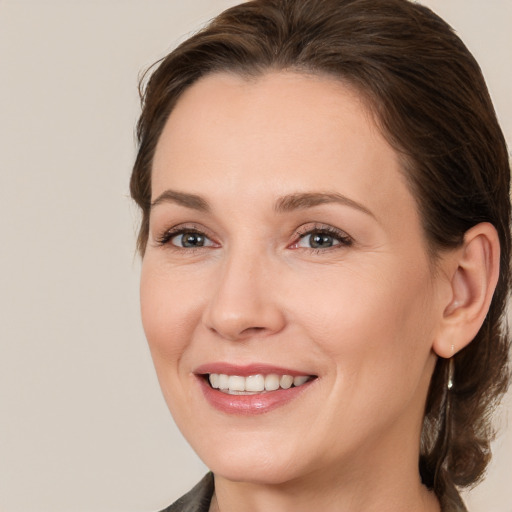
[197,377,314,415]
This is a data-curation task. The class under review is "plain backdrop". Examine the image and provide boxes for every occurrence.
[0,1,510,511]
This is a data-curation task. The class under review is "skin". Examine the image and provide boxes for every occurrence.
[140,71,461,511]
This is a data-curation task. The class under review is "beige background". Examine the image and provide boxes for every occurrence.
[0,1,510,511]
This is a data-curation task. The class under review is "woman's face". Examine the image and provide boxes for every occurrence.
[141,72,450,484]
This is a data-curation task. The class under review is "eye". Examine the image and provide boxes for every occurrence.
[297,231,340,249]
[156,226,218,249]
[171,231,213,248]
[291,225,353,250]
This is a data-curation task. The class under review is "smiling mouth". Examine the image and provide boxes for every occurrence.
[205,373,316,395]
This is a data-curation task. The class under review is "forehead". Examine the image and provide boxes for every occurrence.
[154,72,391,182]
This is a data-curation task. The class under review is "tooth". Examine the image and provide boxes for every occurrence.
[228,375,245,392]
[212,373,311,393]
[209,373,220,388]
[265,374,280,391]
[280,375,293,389]
[218,374,229,390]
[246,374,265,392]
[293,376,309,387]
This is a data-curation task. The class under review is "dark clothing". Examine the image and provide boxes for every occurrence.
[160,473,214,512]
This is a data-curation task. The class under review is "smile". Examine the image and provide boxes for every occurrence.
[208,373,311,395]
[195,364,318,415]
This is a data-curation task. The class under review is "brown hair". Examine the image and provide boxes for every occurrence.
[131,0,511,507]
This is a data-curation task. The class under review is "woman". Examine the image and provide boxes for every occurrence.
[130,0,511,510]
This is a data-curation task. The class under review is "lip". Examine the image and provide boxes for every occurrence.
[194,362,317,415]
[194,362,313,377]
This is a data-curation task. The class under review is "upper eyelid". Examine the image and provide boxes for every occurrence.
[159,223,213,237]
[294,223,352,238]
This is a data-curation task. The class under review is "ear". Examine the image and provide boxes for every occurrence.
[433,222,500,358]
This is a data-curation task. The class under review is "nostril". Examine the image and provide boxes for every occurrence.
[208,324,267,339]
[240,326,267,336]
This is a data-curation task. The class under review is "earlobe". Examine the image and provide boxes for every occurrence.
[433,222,500,359]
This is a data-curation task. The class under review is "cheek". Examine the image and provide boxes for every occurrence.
[290,263,437,437]
[139,258,212,425]
[287,260,437,374]
[140,257,205,364]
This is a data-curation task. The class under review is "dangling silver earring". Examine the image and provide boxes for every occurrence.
[434,354,456,490]
[447,356,454,391]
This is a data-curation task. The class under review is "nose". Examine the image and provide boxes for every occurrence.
[202,248,286,341]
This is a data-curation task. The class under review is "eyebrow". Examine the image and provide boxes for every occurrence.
[151,190,210,212]
[150,189,374,218]
[275,192,375,218]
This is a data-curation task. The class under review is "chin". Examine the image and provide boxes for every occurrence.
[207,455,305,485]
[187,428,322,485]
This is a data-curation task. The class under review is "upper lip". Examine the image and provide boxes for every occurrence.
[194,362,316,377]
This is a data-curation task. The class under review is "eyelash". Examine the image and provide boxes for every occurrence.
[292,224,353,252]
[155,225,216,250]
[155,223,353,253]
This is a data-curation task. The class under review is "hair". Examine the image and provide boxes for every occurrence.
[130,0,511,508]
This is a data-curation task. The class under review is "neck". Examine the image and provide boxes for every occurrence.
[211,469,439,512]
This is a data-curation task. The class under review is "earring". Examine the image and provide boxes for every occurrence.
[434,354,456,491]
[447,356,454,391]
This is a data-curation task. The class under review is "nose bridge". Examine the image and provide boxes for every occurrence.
[203,242,284,341]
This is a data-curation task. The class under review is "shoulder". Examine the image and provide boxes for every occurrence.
[159,473,214,512]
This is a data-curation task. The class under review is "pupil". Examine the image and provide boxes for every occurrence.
[182,233,204,247]
[311,233,333,248]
